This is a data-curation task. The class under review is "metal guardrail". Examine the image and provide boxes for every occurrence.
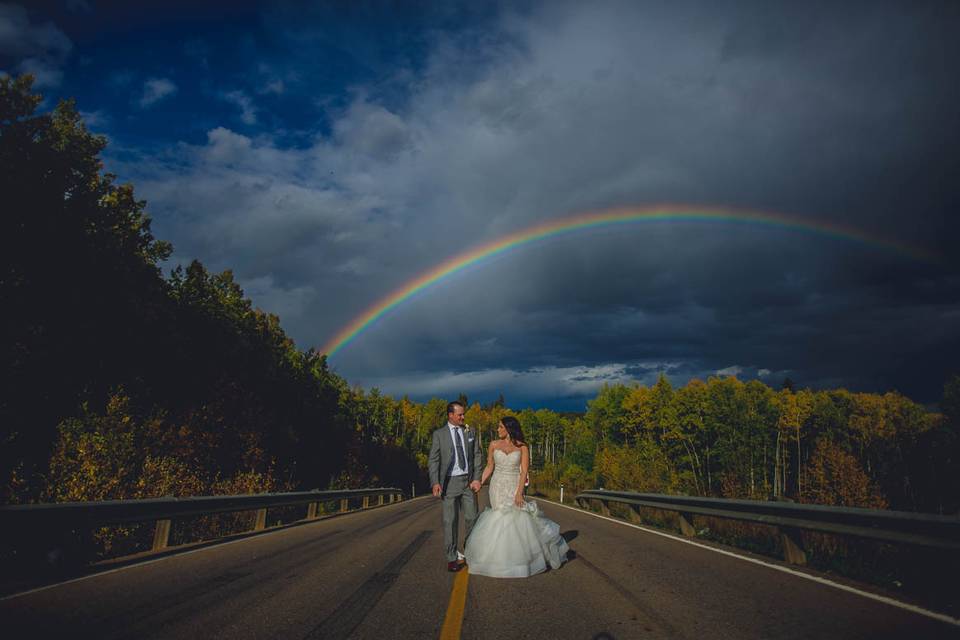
[575,489,960,565]
[0,488,403,552]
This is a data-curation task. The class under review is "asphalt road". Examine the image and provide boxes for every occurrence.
[2,493,956,639]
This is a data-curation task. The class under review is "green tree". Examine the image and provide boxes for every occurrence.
[563,418,596,472]
[738,380,778,499]
[916,375,960,513]
[2,76,172,500]
[668,379,707,495]
[585,383,631,444]
[1,75,371,504]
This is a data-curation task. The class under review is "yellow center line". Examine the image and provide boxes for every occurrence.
[439,567,469,640]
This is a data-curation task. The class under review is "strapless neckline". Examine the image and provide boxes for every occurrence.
[495,449,521,457]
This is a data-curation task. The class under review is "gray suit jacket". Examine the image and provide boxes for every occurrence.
[428,425,483,489]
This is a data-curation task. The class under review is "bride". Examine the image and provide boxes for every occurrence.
[464,416,570,578]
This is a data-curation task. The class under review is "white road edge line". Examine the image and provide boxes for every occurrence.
[540,497,960,628]
[0,494,434,603]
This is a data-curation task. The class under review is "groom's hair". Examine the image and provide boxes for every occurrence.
[447,400,465,415]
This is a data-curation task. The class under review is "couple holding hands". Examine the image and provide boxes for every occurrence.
[428,401,569,578]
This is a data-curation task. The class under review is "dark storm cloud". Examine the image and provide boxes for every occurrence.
[27,0,957,407]
[0,3,72,87]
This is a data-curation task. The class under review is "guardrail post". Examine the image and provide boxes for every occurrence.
[678,512,696,537]
[378,494,384,506]
[6,488,958,566]
[152,519,171,551]
[779,527,807,565]
[627,505,643,525]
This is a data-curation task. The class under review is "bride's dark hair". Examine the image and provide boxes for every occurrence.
[501,415,526,446]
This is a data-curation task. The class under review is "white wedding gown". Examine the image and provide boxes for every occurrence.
[464,449,570,578]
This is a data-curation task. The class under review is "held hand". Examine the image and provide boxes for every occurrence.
[514,490,524,507]
[469,480,481,493]
[432,483,442,498]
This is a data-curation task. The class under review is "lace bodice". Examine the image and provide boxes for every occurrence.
[466,445,570,577]
[489,449,522,510]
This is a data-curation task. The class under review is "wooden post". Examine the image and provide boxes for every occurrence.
[678,512,696,537]
[576,497,587,509]
[627,505,643,525]
[598,500,611,516]
[362,496,370,509]
[253,508,267,531]
[780,527,807,565]
[378,494,384,506]
[307,502,318,519]
[152,519,171,551]
[340,498,348,513]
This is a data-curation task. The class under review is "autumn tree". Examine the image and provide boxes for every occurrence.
[774,388,813,499]
[803,438,887,509]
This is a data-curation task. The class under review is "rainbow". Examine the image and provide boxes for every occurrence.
[320,205,937,357]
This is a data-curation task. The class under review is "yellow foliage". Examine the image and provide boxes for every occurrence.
[595,442,675,493]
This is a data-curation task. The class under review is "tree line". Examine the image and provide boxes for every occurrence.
[530,375,959,514]
[3,75,958,526]
[357,374,957,515]
[0,75,416,511]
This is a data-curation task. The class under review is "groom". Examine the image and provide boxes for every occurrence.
[429,400,483,572]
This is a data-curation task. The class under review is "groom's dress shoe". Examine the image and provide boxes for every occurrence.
[447,561,462,572]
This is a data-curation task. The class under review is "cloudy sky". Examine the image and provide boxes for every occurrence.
[4,1,959,410]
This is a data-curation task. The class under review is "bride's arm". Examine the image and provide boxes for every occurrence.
[480,443,496,485]
[515,445,529,506]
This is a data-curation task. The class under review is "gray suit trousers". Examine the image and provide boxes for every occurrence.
[441,474,478,562]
